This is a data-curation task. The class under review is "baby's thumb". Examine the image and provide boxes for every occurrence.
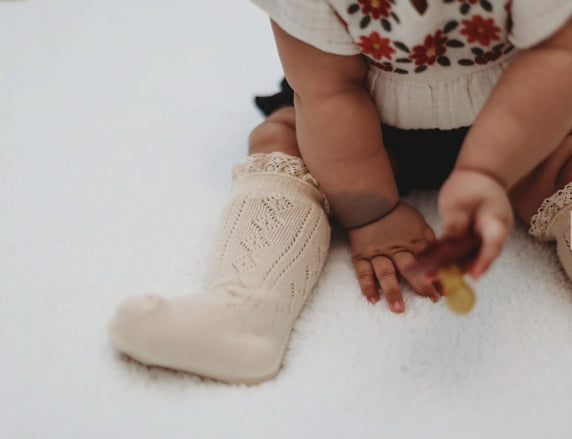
[470,214,507,279]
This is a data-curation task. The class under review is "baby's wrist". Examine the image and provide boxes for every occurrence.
[451,165,508,191]
[329,191,399,229]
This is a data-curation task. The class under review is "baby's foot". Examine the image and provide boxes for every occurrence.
[108,153,330,383]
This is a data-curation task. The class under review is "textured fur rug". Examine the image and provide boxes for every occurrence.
[2,1,571,438]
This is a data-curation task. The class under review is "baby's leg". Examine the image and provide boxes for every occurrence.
[510,134,572,279]
[108,106,331,383]
[248,106,301,157]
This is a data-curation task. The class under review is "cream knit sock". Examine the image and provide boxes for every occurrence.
[108,152,330,384]
[529,181,572,281]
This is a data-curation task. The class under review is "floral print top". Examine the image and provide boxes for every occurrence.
[334,0,514,75]
[251,0,572,129]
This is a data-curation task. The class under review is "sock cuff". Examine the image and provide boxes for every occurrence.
[232,152,330,213]
[529,181,572,240]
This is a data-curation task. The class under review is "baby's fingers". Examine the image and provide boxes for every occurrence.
[393,251,440,302]
[352,258,380,304]
[470,214,510,279]
[424,226,437,244]
[372,256,404,313]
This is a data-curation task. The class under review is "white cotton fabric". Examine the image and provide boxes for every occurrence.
[251,0,572,129]
[250,0,361,55]
[510,0,572,49]
[364,57,513,129]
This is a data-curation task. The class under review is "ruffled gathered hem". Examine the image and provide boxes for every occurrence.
[366,55,516,130]
[232,152,331,213]
[529,182,572,241]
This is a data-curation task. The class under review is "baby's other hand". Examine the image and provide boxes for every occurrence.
[438,168,513,279]
[349,202,441,313]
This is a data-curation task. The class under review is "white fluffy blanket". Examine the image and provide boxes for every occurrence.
[2,1,571,438]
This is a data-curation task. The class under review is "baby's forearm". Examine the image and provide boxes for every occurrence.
[456,20,572,189]
[295,87,399,228]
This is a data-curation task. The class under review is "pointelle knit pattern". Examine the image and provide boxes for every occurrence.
[108,152,331,383]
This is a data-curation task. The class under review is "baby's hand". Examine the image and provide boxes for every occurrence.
[438,168,513,279]
[349,202,441,313]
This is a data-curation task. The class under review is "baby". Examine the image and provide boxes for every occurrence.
[108,0,572,384]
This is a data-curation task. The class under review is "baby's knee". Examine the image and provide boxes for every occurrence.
[248,108,300,157]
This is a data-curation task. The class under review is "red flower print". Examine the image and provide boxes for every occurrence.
[460,15,501,46]
[409,30,448,66]
[358,32,395,60]
[358,0,392,19]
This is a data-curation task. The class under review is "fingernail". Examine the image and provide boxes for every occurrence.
[368,296,380,304]
[393,301,404,312]
[426,270,437,279]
